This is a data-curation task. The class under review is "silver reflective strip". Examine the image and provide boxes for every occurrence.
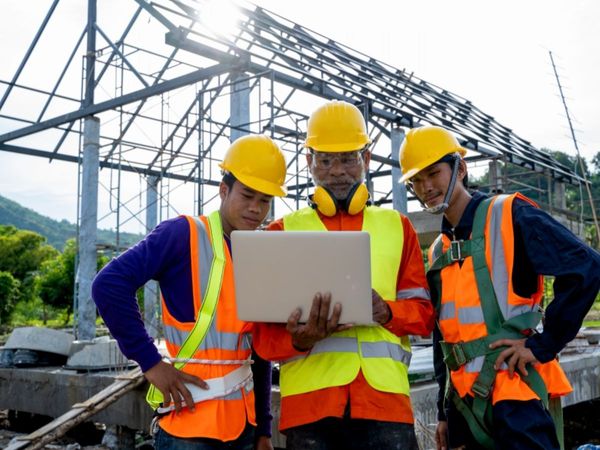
[397,287,430,300]
[488,196,510,320]
[191,216,214,303]
[200,327,241,351]
[508,303,535,317]
[463,356,507,374]
[361,341,411,365]
[310,336,359,354]
[439,302,456,320]
[164,324,188,346]
[458,306,484,324]
[164,323,248,351]
[279,336,358,365]
[465,355,484,373]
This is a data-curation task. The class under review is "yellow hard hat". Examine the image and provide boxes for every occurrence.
[219,134,287,197]
[305,100,371,152]
[399,126,467,183]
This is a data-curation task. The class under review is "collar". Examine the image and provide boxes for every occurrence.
[441,191,488,241]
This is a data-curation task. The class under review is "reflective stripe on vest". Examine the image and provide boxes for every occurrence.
[148,211,256,440]
[280,206,412,397]
[429,193,572,402]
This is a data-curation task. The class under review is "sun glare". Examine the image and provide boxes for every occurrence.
[197,0,241,39]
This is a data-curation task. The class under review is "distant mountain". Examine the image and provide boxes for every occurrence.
[0,194,144,250]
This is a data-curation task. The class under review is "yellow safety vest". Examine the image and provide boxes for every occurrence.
[280,206,411,397]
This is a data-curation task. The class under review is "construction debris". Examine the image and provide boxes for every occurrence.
[5,367,144,450]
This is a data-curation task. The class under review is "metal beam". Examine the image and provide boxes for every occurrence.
[0,62,242,144]
[0,143,219,186]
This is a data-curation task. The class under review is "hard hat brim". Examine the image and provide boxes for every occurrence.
[235,172,287,197]
[399,148,466,183]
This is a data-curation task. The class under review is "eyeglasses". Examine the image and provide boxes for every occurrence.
[311,150,365,170]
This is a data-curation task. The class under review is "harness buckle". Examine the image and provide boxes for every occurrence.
[447,341,467,369]
[449,240,463,262]
[472,379,492,399]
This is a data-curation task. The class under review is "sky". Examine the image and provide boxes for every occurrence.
[0,0,599,231]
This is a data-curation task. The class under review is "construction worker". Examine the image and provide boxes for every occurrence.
[398,125,600,450]
[253,100,435,450]
[92,134,287,450]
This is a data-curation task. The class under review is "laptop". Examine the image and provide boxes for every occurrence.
[231,230,373,324]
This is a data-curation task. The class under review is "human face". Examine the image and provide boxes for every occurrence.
[307,149,370,200]
[409,162,453,210]
[219,181,272,236]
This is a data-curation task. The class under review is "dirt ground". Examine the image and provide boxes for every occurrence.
[2,403,600,450]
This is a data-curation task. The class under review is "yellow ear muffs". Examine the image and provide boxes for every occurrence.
[310,183,369,217]
[312,185,338,217]
[345,183,369,215]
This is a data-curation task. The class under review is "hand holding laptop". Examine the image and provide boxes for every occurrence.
[371,289,392,325]
[286,292,354,351]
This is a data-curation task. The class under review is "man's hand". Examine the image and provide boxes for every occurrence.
[144,360,208,413]
[489,338,538,378]
[286,292,352,351]
[255,436,274,450]
[372,289,391,324]
[435,420,449,450]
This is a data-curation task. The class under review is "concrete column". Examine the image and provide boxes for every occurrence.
[230,72,250,143]
[391,126,407,214]
[144,176,160,339]
[489,160,503,194]
[554,181,567,210]
[77,116,100,340]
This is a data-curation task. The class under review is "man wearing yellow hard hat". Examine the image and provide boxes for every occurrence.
[92,135,287,450]
[399,125,600,450]
[253,100,435,450]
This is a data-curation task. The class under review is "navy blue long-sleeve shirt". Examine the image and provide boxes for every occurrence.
[433,191,600,419]
[91,216,273,437]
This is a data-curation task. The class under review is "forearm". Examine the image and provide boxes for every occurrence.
[527,271,600,362]
[516,205,600,362]
[384,298,435,336]
[252,322,308,361]
[92,264,161,371]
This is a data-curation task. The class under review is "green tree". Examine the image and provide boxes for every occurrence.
[0,271,20,325]
[0,225,58,281]
[0,225,58,318]
[35,239,109,324]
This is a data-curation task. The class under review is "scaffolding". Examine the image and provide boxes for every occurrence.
[0,0,589,338]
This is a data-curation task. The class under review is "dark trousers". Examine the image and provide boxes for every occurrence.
[446,399,560,450]
[285,416,419,450]
[154,422,255,450]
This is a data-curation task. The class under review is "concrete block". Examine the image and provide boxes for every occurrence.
[4,327,73,356]
[66,339,135,371]
[407,211,442,247]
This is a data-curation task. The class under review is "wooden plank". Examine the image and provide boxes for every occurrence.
[5,368,144,450]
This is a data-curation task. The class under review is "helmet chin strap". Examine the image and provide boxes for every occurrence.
[409,155,460,215]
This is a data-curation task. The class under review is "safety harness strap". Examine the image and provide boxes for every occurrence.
[147,211,226,409]
[429,197,562,449]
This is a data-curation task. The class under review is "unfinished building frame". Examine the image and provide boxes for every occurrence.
[0,0,587,339]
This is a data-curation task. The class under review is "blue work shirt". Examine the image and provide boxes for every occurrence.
[433,191,600,419]
[91,215,273,437]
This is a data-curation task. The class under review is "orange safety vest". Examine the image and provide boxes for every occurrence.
[428,193,572,404]
[157,214,256,440]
